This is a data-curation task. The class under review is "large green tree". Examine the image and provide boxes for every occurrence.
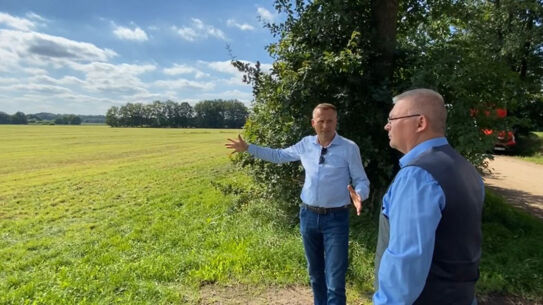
[233,0,543,210]
[234,0,400,210]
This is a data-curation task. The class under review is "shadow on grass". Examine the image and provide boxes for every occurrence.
[511,132,543,156]
[479,294,543,305]
[485,185,543,220]
[479,191,543,303]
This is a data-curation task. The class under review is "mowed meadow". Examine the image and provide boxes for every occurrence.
[2,125,542,305]
[0,125,329,304]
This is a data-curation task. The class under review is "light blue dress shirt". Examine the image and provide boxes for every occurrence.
[373,137,484,305]
[247,133,370,207]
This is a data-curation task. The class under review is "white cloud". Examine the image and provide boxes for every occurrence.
[176,26,198,41]
[28,74,85,87]
[69,62,155,94]
[22,67,49,75]
[0,77,19,85]
[163,64,194,75]
[0,12,36,31]
[198,60,257,87]
[0,29,117,66]
[11,83,72,94]
[153,78,215,91]
[0,10,268,115]
[199,59,272,86]
[257,7,275,23]
[0,45,19,72]
[204,60,272,72]
[226,19,255,31]
[70,62,156,75]
[163,64,208,78]
[7,92,121,115]
[127,92,166,103]
[203,60,242,75]
[174,18,226,41]
[25,12,48,22]
[113,25,148,41]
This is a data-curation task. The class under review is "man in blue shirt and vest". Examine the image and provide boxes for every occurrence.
[226,103,370,305]
[372,89,483,305]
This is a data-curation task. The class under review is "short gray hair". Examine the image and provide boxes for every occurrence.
[393,88,447,134]
[313,103,337,118]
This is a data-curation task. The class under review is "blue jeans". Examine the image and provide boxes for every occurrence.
[300,206,349,305]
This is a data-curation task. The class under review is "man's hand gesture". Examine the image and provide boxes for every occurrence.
[225,134,249,153]
[348,185,363,216]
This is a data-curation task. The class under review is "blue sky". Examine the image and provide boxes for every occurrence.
[0,0,279,115]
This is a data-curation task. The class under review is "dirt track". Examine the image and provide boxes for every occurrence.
[484,155,543,220]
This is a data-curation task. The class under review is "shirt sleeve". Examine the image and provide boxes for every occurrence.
[373,166,445,305]
[247,140,303,163]
[348,144,370,200]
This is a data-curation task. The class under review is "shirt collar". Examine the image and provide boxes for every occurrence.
[399,137,448,168]
[313,132,340,148]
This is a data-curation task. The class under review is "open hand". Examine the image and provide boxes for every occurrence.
[348,185,363,216]
[225,134,249,153]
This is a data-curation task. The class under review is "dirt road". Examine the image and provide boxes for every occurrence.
[484,155,543,220]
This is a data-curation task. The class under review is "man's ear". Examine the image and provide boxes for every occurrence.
[416,115,428,132]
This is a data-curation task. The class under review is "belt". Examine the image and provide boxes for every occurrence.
[301,203,350,214]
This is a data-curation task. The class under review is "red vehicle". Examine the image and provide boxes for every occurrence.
[480,108,517,152]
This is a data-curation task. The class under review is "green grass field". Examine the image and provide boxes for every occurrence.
[1,125,542,304]
[0,126,314,304]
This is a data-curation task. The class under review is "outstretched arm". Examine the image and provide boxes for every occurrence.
[225,134,249,153]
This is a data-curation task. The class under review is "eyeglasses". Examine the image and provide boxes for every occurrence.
[319,147,328,164]
[386,114,421,124]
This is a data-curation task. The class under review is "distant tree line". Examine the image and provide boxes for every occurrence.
[105,99,248,128]
[0,112,28,124]
[0,112,87,125]
[53,114,82,125]
[29,113,105,124]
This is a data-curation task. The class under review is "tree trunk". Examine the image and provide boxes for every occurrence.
[370,0,399,93]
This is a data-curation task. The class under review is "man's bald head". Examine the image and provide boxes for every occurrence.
[393,89,447,135]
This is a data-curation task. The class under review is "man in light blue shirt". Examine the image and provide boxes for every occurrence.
[226,103,370,305]
[372,89,483,305]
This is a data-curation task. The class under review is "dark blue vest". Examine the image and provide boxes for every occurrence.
[375,144,483,305]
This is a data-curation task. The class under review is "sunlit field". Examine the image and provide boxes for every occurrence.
[0,125,315,304]
[2,125,541,304]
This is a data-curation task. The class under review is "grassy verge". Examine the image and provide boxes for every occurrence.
[519,131,543,164]
[1,126,541,304]
[478,190,543,301]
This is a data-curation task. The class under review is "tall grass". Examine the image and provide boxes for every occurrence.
[1,125,541,304]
